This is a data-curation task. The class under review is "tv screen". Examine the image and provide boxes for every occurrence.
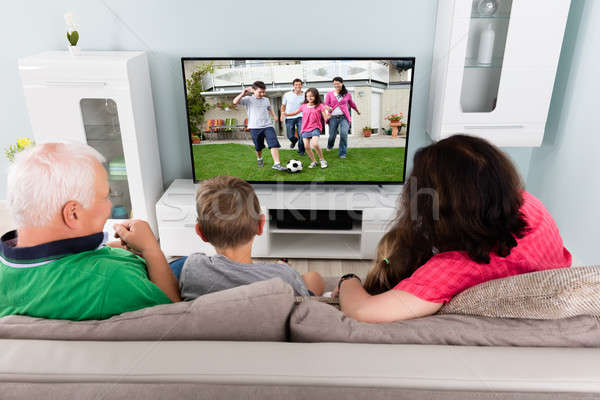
[182,58,414,184]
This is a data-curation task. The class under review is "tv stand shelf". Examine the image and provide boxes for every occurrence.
[268,225,362,235]
[156,179,400,259]
[268,233,362,259]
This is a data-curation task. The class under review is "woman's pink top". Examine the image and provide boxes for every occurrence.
[394,191,572,303]
[298,103,326,133]
[325,91,357,123]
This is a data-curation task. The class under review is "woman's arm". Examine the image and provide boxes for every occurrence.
[347,95,360,114]
[324,92,333,108]
[339,278,442,323]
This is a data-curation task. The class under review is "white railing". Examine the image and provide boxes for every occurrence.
[201,61,391,90]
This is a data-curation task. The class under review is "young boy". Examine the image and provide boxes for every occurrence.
[233,81,287,171]
[179,176,325,299]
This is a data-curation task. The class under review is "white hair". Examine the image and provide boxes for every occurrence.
[7,142,106,228]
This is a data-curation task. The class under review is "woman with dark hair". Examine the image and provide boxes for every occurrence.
[325,77,360,158]
[335,135,571,323]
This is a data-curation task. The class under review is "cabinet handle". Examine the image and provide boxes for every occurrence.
[44,81,107,87]
[464,125,524,130]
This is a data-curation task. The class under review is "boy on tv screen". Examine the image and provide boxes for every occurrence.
[233,81,287,171]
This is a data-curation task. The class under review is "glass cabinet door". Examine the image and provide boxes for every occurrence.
[80,98,132,220]
[460,0,513,113]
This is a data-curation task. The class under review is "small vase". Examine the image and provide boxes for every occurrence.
[68,46,81,56]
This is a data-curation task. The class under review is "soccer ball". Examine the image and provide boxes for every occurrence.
[286,159,302,173]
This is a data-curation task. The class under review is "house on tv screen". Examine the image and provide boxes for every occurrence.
[184,59,413,138]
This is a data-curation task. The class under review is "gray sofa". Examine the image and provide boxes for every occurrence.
[2,269,600,399]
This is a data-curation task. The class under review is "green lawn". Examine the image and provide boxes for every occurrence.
[193,143,405,182]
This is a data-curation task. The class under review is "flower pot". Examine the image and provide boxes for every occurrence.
[68,46,81,56]
[389,121,402,138]
[362,129,372,137]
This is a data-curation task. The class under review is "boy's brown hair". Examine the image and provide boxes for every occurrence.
[195,176,261,249]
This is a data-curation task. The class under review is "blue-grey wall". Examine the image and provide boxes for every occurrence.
[527,0,599,265]
[0,0,534,196]
[2,1,589,260]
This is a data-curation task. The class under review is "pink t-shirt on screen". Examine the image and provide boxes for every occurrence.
[298,103,326,133]
[394,191,572,303]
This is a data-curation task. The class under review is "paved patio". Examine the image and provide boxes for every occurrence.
[200,133,406,149]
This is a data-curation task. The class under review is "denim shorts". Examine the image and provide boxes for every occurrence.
[250,127,281,151]
[301,128,321,139]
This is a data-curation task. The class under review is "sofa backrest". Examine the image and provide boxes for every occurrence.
[0,278,294,341]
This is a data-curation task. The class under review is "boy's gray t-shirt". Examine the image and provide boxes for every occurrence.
[239,96,273,129]
[180,253,310,299]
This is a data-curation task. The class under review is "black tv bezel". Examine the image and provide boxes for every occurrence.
[181,57,415,185]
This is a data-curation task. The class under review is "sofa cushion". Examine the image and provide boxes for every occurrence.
[0,278,294,341]
[289,299,600,346]
[439,265,600,319]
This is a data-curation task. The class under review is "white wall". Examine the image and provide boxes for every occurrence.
[0,0,535,200]
[526,0,599,265]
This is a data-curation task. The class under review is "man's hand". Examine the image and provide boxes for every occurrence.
[106,239,142,256]
[106,240,124,249]
[106,240,128,250]
[113,220,160,256]
[243,87,253,95]
[113,220,181,303]
[280,114,285,122]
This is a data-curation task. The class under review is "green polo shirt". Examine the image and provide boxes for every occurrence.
[0,231,171,321]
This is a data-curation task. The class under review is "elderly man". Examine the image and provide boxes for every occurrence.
[0,143,180,321]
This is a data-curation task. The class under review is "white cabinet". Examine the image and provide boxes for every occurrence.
[157,180,399,259]
[427,0,571,146]
[18,51,163,234]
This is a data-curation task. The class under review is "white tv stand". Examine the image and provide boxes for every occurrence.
[156,179,401,259]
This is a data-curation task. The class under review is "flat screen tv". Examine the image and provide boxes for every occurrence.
[182,58,414,184]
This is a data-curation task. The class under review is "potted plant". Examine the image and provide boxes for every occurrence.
[362,126,372,137]
[186,62,215,140]
[64,12,80,56]
[216,102,237,111]
[385,113,404,138]
[191,134,201,144]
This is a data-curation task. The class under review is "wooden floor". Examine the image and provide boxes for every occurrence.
[0,202,374,279]
[255,258,373,280]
